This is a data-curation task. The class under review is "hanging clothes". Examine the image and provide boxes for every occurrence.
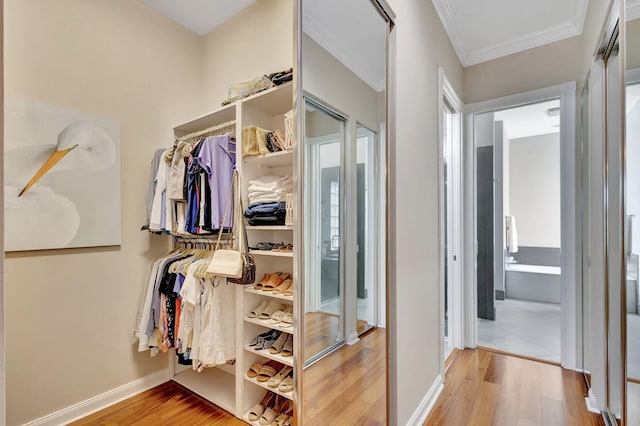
[147,134,236,236]
[136,249,236,370]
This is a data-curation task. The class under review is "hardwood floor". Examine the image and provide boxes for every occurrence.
[303,327,386,425]
[71,344,601,425]
[425,349,604,426]
[304,311,339,360]
[69,381,245,426]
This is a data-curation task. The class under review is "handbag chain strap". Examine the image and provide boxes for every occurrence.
[214,169,237,252]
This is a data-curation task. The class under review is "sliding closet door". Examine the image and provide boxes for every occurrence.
[303,97,346,365]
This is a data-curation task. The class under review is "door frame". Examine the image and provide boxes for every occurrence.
[463,82,579,369]
[438,68,464,375]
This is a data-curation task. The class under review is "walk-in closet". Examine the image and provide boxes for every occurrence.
[2,0,393,424]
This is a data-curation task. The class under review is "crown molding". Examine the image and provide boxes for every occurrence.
[464,21,581,66]
[302,16,386,92]
[432,0,468,67]
[628,0,640,20]
[433,0,588,67]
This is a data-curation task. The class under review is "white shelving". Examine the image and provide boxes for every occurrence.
[171,368,236,413]
[244,376,294,400]
[249,250,294,258]
[246,225,293,231]
[244,344,293,366]
[245,287,293,302]
[245,316,294,334]
[165,81,295,422]
[244,150,294,168]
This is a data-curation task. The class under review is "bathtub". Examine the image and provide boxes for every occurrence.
[505,263,561,304]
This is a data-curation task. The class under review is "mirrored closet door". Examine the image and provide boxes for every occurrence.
[625,0,640,423]
[295,0,393,423]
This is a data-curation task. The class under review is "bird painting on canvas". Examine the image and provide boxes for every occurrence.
[4,97,121,251]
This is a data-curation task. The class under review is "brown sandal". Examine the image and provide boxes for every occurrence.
[254,273,271,290]
[273,278,292,294]
[257,360,283,382]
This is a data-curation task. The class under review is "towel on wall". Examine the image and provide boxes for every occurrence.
[506,215,518,253]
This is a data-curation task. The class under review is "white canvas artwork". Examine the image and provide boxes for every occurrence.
[5,97,121,251]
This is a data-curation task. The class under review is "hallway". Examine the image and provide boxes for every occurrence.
[425,349,602,425]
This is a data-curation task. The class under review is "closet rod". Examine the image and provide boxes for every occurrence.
[177,120,237,142]
[173,236,234,246]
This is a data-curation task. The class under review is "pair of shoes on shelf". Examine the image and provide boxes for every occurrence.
[247,360,283,383]
[250,242,281,251]
[272,243,293,252]
[267,365,292,388]
[248,300,285,321]
[248,328,279,346]
[272,367,293,393]
[248,392,294,425]
[250,329,282,350]
[269,332,293,357]
[269,305,293,328]
[273,278,293,295]
[254,272,291,291]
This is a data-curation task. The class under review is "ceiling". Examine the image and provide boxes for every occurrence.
[432,0,590,66]
[139,0,639,83]
[494,99,560,140]
[139,0,255,36]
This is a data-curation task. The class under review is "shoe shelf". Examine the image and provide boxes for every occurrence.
[244,316,294,334]
[244,344,293,366]
[246,225,293,231]
[244,376,294,401]
[249,250,294,258]
[245,287,293,302]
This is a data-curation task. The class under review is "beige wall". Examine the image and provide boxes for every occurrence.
[464,0,611,103]
[4,0,295,424]
[3,1,203,424]
[302,34,381,130]
[201,0,293,107]
[628,18,640,71]
[385,0,463,423]
[464,36,584,103]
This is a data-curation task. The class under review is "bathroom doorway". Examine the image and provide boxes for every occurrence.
[439,69,463,365]
[473,98,564,363]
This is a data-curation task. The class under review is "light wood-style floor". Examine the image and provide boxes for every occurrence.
[304,311,339,360]
[71,343,602,425]
[425,349,604,425]
[303,327,386,425]
[69,381,246,426]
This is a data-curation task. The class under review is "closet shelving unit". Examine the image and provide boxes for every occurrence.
[239,82,295,424]
[166,81,295,424]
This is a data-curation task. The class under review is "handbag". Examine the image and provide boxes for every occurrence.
[207,170,243,278]
[229,189,256,284]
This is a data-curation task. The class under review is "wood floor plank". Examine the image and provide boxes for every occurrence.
[425,349,604,426]
[72,343,601,426]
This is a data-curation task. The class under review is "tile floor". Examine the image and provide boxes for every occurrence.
[477,298,561,363]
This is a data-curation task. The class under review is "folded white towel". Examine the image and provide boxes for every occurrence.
[248,175,292,189]
[248,185,293,196]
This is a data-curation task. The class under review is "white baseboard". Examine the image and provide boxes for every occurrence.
[406,373,444,426]
[585,388,600,414]
[25,369,170,426]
